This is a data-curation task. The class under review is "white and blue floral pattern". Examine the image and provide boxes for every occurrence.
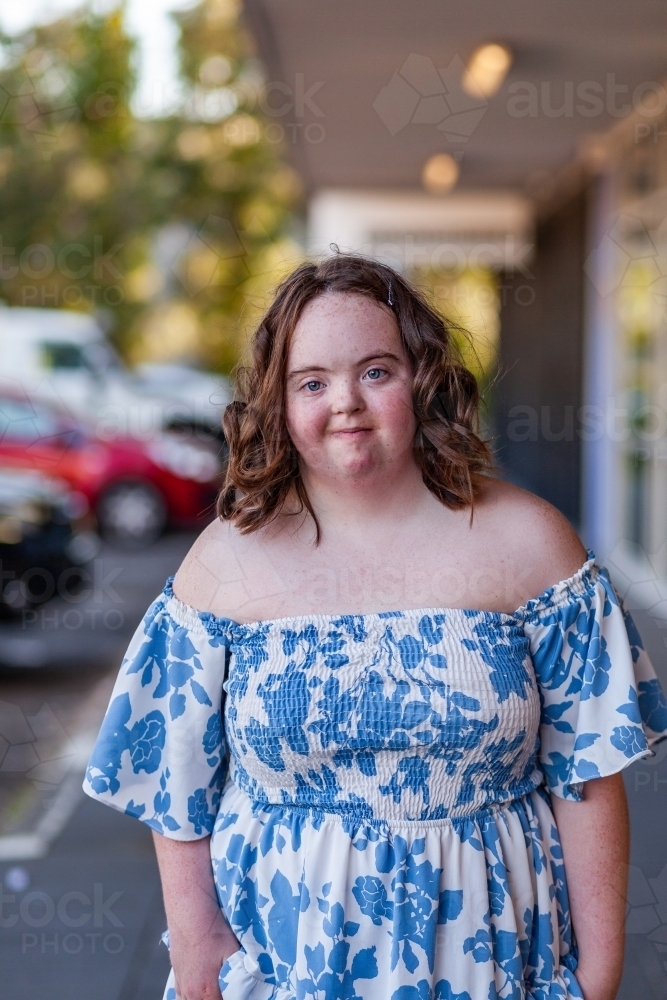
[83,550,667,1000]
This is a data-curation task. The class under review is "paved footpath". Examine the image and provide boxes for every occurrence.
[0,532,194,1000]
[2,797,171,1000]
[618,605,667,1000]
[1,544,666,999]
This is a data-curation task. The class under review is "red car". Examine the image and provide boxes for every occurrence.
[0,391,224,546]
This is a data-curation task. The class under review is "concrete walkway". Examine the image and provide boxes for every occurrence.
[2,798,170,1000]
[618,605,667,1000]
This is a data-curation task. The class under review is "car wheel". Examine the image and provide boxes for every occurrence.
[97,480,168,548]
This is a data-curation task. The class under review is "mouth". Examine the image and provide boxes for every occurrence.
[330,427,372,437]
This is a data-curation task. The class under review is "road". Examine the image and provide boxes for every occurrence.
[0,539,665,999]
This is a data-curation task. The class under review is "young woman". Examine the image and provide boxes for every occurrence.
[84,254,667,1000]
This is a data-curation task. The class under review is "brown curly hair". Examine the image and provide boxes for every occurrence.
[217,253,494,540]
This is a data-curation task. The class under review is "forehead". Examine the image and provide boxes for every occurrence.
[289,291,401,360]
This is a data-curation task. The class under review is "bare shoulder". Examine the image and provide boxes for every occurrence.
[171,513,296,619]
[172,517,232,611]
[171,516,258,616]
[475,477,587,603]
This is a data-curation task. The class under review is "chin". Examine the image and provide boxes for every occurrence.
[335,454,379,477]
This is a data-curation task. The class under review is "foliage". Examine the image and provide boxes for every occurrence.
[0,0,303,373]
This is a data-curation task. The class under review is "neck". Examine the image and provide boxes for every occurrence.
[297,456,430,541]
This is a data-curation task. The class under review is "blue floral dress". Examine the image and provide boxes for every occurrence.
[83,549,667,1000]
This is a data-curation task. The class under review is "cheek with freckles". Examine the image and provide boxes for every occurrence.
[285,395,330,457]
[372,384,416,448]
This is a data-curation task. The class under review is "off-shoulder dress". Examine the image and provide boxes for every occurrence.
[83,550,667,1000]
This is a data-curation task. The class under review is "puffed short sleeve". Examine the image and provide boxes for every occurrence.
[522,554,667,801]
[82,577,233,839]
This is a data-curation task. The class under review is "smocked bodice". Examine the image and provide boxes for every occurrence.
[203,606,541,824]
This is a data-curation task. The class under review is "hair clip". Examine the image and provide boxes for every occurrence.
[387,280,394,307]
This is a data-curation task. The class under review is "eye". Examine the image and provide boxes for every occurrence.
[364,367,386,381]
[304,379,323,392]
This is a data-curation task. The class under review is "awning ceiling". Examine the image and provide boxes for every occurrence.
[243,0,667,194]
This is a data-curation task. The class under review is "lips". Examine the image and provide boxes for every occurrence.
[331,428,371,436]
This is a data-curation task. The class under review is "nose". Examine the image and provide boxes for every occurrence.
[330,375,364,414]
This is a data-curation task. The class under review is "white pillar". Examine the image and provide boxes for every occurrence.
[581,171,623,561]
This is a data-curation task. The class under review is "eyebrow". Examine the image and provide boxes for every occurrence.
[287,352,403,379]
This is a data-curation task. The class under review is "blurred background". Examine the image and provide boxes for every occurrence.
[1,1,667,997]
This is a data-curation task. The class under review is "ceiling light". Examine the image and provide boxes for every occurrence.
[422,154,459,195]
[462,43,512,99]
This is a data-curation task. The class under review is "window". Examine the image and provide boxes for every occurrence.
[0,398,60,444]
[40,342,87,370]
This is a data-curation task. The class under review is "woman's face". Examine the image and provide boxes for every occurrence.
[285,291,417,483]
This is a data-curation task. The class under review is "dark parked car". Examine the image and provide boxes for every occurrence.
[0,467,97,614]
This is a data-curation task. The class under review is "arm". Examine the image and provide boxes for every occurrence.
[551,773,629,1000]
[153,832,241,1000]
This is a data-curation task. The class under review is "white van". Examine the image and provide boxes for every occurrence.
[0,306,231,441]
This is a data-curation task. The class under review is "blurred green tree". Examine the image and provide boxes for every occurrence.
[0,0,303,373]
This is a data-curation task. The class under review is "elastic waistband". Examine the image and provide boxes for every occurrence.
[224,771,547,832]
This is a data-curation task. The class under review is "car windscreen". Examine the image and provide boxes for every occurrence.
[39,340,123,374]
[40,342,87,370]
[0,397,75,445]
